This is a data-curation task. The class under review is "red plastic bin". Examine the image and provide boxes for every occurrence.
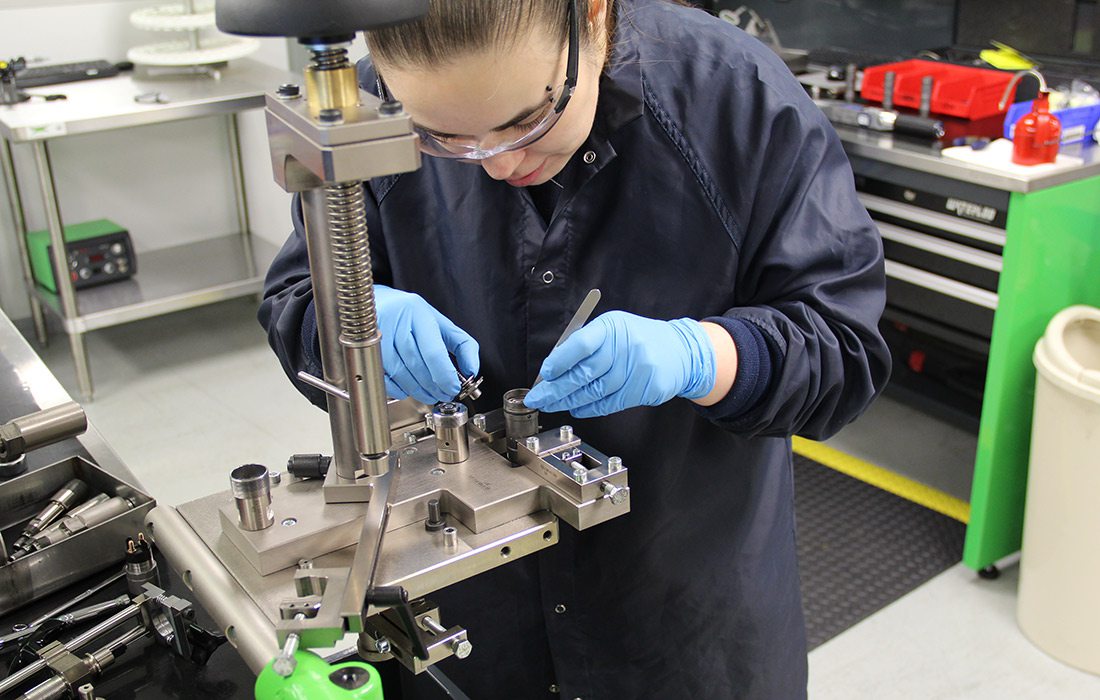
[861,60,1014,120]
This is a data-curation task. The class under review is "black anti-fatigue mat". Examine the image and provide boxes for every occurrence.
[793,453,966,650]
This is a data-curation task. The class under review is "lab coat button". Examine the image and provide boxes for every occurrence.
[554,603,566,614]
[542,271,555,284]
[583,150,596,164]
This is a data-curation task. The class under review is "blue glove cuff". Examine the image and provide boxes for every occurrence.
[672,318,717,400]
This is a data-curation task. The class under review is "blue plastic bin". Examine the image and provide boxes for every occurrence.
[1004,100,1100,144]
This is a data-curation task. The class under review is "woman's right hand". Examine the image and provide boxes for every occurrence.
[374,285,480,405]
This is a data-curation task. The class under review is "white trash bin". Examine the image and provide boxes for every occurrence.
[1018,304,1100,675]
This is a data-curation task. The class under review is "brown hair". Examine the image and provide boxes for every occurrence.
[366,0,613,68]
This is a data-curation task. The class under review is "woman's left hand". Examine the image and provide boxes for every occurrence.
[523,311,716,418]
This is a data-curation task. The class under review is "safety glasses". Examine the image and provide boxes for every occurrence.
[376,0,579,161]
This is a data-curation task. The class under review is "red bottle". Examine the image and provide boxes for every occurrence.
[1012,91,1062,165]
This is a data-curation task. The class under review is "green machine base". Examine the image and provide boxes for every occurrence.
[255,651,384,700]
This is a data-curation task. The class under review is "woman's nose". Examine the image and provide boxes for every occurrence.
[480,151,526,181]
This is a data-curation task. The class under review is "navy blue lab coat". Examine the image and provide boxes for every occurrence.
[259,1,891,697]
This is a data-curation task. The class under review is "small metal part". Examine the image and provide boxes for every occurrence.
[230,464,274,531]
[607,456,623,473]
[844,63,857,103]
[298,558,313,569]
[31,496,136,549]
[318,107,343,124]
[920,75,934,117]
[443,526,458,551]
[525,436,540,451]
[455,370,484,402]
[472,414,487,431]
[273,613,305,677]
[559,425,573,441]
[125,532,160,597]
[379,100,403,116]
[275,83,300,99]
[286,453,332,479]
[268,471,282,486]
[572,464,588,483]
[295,371,350,402]
[425,499,446,532]
[600,482,629,505]
[431,402,470,464]
[532,289,602,387]
[420,616,473,659]
[76,683,96,700]
[15,478,90,546]
[505,389,539,464]
[882,70,896,112]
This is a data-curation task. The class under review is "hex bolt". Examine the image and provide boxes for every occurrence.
[525,436,540,452]
[559,425,574,441]
[421,617,473,659]
[472,414,487,431]
[601,482,629,505]
[318,108,343,124]
[273,614,306,677]
[607,456,623,472]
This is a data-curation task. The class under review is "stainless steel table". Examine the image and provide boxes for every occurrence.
[0,59,294,398]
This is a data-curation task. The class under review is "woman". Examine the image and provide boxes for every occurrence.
[260,0,891,697]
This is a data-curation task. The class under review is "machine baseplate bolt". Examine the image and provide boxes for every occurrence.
[573,465,588,483]
[275,83,300,99]
[608,456,623,472]
[472,414,487,430]
[318,108,343,124]
[559,425,574,441]
[281,518,298,527]
[525,436,540,451]
[379,100,404,116]
[452,638,473,659]
[600,482,629,505]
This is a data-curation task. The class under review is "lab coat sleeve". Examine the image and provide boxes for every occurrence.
[693,73,891,440]
[257,186,391,409]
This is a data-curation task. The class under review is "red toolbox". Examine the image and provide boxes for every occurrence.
[861,60,1014,120]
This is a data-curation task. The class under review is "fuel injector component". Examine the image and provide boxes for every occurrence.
[28,496,137,550]
[8,478,90,558]
[0,402,88,463]
[430,402,469,464]
[231,464,274,531]
[125,533,160,597]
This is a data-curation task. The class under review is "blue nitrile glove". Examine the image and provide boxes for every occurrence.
[523,311,716,418]
[375,285,480,405]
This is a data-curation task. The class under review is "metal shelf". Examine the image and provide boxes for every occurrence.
[34,234,278,333]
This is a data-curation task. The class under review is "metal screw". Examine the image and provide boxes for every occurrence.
[268,471,282,486]
[273,614,306,677]
[607,456,623,473]
[451,638,473,659]
[318,108,343,124]
[525,436,540,451]
[375,637,391,654]
[443,526,458,550]
[472,414,487,431]
[439,402,457,415]
[402,447,418,456]
[431,468,446,476]
[281,518,298,527]
[379,100,403,116]
[573,465,588,483]
[600,482,629,505]
[298,559,313,569]
[275,83,300,99]
[559,425,573,441]
[403,431,417,445]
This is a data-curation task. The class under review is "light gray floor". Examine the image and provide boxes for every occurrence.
[21,300,1100,696]
[826,390,978,503]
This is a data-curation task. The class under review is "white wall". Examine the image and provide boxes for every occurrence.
[0,1,295,320]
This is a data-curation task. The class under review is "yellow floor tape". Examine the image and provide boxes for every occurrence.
[792,436,971,524]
